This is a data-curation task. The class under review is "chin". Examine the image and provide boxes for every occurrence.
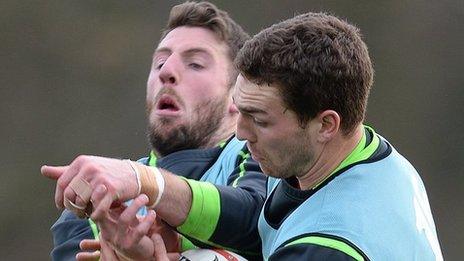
[153,115,183,128]
[259,164,279,178]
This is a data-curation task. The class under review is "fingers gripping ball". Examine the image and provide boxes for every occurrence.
[180,249,247,261]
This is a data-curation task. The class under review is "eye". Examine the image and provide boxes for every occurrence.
[153,56,167,70]
[253,118,267,127]
[153,60,164,70]
[189,63,204,70]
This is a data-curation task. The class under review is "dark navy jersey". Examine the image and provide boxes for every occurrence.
[50,136,266,260]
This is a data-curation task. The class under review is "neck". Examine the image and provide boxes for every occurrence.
[203,127,235,148]
[297,125,364,190]
[203,113,237,148]
[151,119,237,158]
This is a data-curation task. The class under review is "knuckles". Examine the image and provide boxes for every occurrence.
[81,163,102,177]
[72,155,104,176]
[73,155,92,166]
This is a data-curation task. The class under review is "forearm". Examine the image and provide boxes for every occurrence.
[167,157,265,257]
[170,180,265,257]
[151,169,193,227]
[133,159,265,255]
[128,162,193,227]
[209,158,266,253]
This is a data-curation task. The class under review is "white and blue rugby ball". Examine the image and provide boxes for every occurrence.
[179,249,247,261]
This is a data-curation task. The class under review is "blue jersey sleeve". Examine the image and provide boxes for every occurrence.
[50,210,95,261]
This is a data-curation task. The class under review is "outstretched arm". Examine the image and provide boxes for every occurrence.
[42,154,266,258]
[41,156,192,223]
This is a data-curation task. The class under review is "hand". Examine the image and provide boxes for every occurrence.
[91,184,179,260]
[77,238,135,261]
[77,238,179,261]
[149,217,181,253]
[41,155,140,215]
[91,184,158,260]
[76,239,101,261]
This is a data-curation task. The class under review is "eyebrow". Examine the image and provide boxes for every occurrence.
[232,96,267,115]
[153,47,171,58]
[236,103,267,115]
[183,48,211,57]
[240,107,267,116]
[153,47,212,59]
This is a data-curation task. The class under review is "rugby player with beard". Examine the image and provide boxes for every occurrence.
[47,2,265,260]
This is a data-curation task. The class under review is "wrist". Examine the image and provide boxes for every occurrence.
[146,167,165,208]
[129,162,165,208]
[125,159,142,196]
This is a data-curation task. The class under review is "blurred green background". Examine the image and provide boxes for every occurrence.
[1,0,462,260]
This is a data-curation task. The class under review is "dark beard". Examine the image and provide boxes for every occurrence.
[147,99,226,157]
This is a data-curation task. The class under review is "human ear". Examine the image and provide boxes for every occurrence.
[316,110,340,142]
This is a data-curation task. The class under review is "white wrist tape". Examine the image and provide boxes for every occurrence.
[148,166,165,208]
[125,159,141,195]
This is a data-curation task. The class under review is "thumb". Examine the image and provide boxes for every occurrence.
[151,234,169,261]
[41,165,68,180]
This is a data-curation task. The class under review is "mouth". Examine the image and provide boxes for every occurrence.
[155,95,181,116]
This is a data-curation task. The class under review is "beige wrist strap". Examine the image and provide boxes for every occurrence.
[131,162,165,208]
[148,167,165,208]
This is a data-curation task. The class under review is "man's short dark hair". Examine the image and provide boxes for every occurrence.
[162,1,250,84]
[236,12,374,135]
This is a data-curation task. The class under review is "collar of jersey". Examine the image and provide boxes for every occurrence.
[312,125,379,189]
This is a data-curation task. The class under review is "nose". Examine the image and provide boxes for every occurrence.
[158,56,180,86]
[236,113,256,143]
